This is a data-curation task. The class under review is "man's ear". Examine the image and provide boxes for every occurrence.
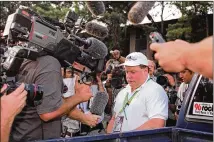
[144,67,149,73]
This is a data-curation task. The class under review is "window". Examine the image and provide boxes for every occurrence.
[186,75,213,123]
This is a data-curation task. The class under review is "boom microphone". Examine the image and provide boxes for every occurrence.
[71,35,108,59]
[86,2,105,16]
[84,37,108,59]
[85,21,108,38]
[128,1,155,24]
[90,91,109,116]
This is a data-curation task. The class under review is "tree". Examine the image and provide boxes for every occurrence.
[32,2,72,21]
[71,2,132,51]
[166,1,213,42]
[0,1,73,29]
[166,16,192,42]
[99,2,131,51]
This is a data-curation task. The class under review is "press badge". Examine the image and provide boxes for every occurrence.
[113,116,124,132]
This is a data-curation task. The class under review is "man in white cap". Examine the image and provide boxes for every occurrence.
[107,52,168,133]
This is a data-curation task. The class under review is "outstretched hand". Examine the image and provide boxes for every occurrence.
[150,39,190,73]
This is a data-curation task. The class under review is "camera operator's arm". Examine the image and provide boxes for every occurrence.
[150,36,213,79]
[38,73,92,122]
[111,50,125,63]
[1,84,27,142]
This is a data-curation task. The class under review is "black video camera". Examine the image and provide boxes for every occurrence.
[1,6,107,87]
[0,45,43,107]
[156,75,169,89]
[0,82,43,107]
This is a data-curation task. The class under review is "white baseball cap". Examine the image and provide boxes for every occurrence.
[121,52,148,66]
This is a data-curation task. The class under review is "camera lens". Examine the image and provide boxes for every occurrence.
[156,75,169,89]
[16,83,43,106]
[176,105,181,114]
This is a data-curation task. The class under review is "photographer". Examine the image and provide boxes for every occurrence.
[157,74,177,126]
[61,64,103,137]
[1,83,27,142]
[10,55,92,142]
[105,50,126,111]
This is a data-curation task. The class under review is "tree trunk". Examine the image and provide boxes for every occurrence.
[205,14,209,37]
[161,2,165,34]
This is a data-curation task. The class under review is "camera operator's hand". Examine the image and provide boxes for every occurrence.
[74,76,92,102]
[1,83,27,142]
[1,83,27,119]
[110,50,126,63]
[82,112,100,127]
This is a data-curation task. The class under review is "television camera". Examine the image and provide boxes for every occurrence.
[0,6,108,104]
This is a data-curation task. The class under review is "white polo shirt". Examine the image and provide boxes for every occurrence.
[113,77,168,132]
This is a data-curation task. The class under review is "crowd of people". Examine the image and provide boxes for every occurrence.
[1,35,213,142]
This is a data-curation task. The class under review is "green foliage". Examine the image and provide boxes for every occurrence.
[166,16,192,42]
[100,2,130,50]
[173,1,213,16]
[166,1,213,42]
[0,1,72,28]
[32,2,71,21]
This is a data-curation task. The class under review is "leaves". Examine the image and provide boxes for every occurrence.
[166,1,213,42]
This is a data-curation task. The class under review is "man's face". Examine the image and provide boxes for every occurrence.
[65,69,72,78]
[148,60,155,76]
[61,68,73,78]
[125,65,148,90]
[179,69,193,84]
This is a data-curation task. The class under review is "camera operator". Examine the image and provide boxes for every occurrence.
[10,55,92,142]
[1,83,27,142]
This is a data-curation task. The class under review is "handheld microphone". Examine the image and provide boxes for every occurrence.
[85,21,108,38]
[71,35,108,59]
[128,1,155,24]
[86,2,105,16]
[90,91,109,116]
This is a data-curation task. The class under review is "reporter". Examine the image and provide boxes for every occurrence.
[62,75,99,137]
[1,83,27,142]
[150,36,213,79]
